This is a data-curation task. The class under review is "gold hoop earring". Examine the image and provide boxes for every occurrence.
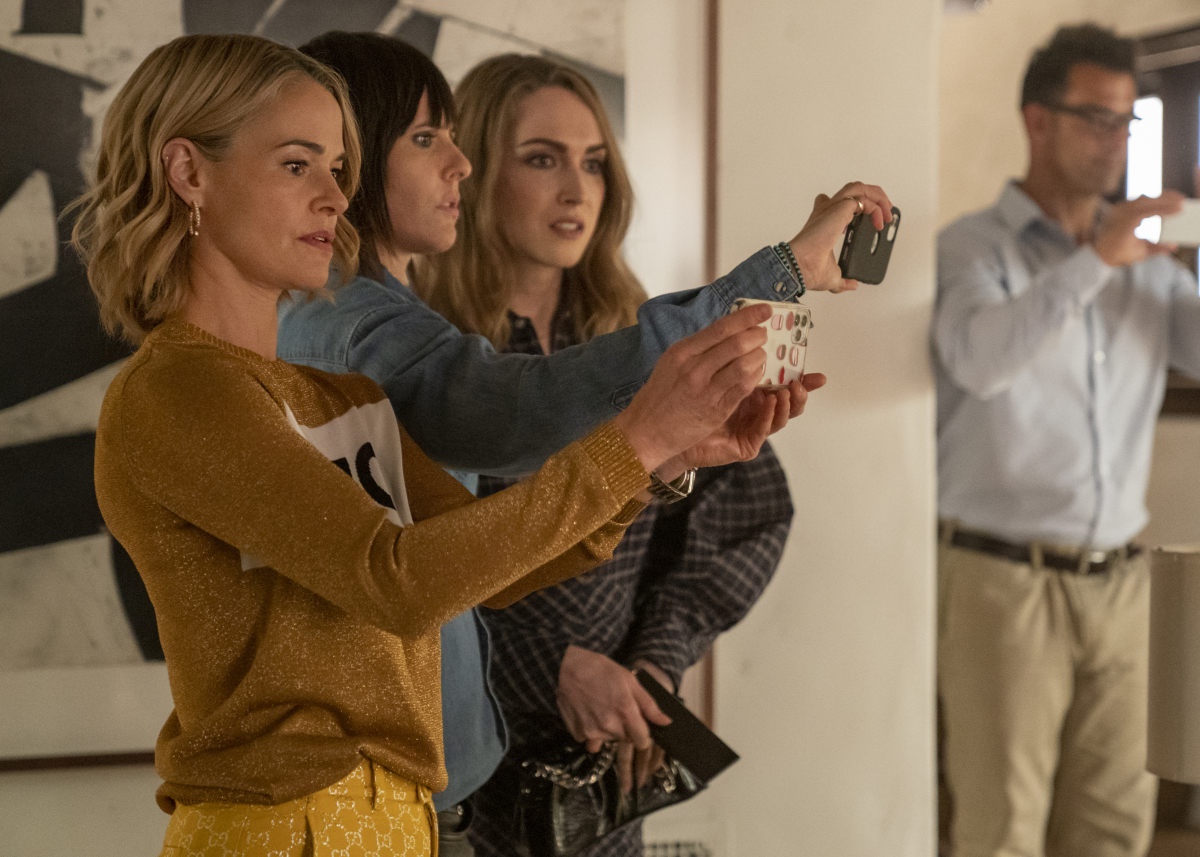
[188,201,201,237]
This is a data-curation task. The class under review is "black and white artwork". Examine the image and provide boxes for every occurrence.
[0,0,623,760]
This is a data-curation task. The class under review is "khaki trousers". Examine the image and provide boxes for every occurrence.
[938,534,1156,857]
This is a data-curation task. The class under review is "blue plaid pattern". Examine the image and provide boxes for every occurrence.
[469,308,793,857]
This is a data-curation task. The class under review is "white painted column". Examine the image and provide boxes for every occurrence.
[637,1,940,854]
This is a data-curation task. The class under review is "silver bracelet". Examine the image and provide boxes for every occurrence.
[647,468,697,503]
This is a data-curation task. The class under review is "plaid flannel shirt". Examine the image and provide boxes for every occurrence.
[469,304,793,857]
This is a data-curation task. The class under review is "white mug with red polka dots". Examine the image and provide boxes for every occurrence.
[729,298,811,389]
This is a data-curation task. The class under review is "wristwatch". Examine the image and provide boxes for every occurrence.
[647,468,696,503]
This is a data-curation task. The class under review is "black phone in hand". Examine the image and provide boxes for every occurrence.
[838,205,901,285]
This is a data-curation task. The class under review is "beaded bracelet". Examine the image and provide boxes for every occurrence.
[772,241,806,298]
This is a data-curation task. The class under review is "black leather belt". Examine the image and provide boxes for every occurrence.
[947,528,1142,575]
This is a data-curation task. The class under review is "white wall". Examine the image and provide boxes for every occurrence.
[642,1,940,855]
[939,0,1200,226]
[622,0,705,298]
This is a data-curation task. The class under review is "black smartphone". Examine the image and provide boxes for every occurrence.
[838,205,901,285]
[634,669,739,783]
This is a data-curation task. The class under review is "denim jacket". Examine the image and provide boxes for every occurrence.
[275,246,800,809]
[277,247,801,476]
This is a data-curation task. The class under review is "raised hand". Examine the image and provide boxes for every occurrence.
[1094,192,1184,267]
[789,181,894,294]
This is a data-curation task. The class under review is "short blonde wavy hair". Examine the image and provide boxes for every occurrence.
[415,54,644,349]
[70,34,361,344]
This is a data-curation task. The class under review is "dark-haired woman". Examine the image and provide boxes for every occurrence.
[274,29,892,857]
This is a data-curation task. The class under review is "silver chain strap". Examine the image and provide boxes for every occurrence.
[523,742,681,792]
[524,742,617,788]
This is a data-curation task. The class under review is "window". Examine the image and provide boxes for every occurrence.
[1128,95,1164,241]
[1134,21,1200,278]
[1133,22,1200,413]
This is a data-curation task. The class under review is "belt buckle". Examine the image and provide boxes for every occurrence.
[1078,548,1111,575]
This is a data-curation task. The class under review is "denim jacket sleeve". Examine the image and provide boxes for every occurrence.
[277,247,799,475]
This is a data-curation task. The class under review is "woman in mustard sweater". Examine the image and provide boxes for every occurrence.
[72,34,790,857]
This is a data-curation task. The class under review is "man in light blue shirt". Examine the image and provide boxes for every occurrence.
[934,24,1200,857]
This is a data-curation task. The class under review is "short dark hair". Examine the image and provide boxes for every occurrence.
[1020,23,1136,108]
[299,31,455,280]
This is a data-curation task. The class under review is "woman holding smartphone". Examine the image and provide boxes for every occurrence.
[272,31,891,857]
[415,53,797,857]
[77,33,794,857]
[281,32,879,857]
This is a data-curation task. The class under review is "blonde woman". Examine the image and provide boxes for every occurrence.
[416,54,799,857]
[416,62,644,351]
[75,34,798,857]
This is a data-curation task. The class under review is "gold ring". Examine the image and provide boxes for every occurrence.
[853,196,864,215]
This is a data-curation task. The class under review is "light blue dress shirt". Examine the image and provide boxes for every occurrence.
[935,181,1200,549]
[277,247,798,808]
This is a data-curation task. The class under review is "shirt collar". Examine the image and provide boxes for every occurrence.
[505,298,576,356]
[995,180,1047,234]
[995,179,1112,242]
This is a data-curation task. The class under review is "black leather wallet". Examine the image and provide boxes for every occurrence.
[634,669,739,783]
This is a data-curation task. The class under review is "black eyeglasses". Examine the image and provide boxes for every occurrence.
[1044,103,1140,136]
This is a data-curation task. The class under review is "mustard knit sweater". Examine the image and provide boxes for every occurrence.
[94,321,648,812]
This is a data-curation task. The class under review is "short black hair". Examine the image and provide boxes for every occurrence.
[299,31,455,280]
[1020,23,1136,108]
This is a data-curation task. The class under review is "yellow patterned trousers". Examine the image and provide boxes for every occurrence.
[159,759,437,857]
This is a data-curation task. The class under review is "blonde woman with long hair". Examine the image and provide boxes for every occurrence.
[417,54,797,857]
[76,34,803,857]
[417,56,644,351]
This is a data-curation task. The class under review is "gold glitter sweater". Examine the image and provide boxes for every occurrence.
[93,322,649,812]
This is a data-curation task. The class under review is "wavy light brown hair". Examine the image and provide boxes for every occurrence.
[70,34,361,345]
[415,54,645,349]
